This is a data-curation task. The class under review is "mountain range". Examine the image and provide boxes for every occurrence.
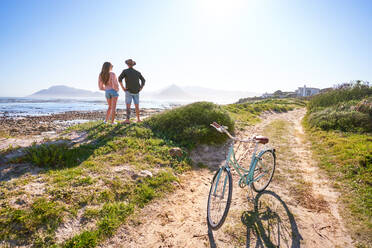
[29,84,258,103]
[146,84,258,103]
[29,85,103,98]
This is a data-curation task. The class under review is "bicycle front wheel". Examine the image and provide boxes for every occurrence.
[207,167,232,230]
[251,149,276,192]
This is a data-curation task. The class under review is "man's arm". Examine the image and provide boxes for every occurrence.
[119,82,126,92]
[139,73,145,90]
[118,70,127,91]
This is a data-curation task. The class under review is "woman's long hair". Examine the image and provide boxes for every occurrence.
[100,62,112,85]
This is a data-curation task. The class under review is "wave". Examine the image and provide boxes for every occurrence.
[0,97,183,117]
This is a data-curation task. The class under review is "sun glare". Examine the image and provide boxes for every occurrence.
[197,0,248,19]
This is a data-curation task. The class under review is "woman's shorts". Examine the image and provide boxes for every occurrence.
[125,91,140,105]
[105,89,119,99]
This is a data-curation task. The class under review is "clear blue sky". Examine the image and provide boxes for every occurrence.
[0,0,371,97]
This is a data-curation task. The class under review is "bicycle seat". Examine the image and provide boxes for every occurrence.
[254,135,269,144]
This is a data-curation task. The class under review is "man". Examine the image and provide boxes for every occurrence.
[118,59,146,123]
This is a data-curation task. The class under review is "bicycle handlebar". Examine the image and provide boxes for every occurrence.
[210,122,254,143]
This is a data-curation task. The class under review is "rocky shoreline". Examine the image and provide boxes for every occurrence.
[0,108,163,137]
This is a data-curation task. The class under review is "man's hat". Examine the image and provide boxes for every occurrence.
[125,59,136,66]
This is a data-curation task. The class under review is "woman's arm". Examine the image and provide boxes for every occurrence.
[112,73,120,91]
[98,76,105,91]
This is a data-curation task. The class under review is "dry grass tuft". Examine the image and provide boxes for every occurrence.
[289,182,329,213]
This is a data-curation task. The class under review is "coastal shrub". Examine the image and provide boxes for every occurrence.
[21,143,94,168]
[307,108,372,133]
[146,102,234,148]
[308,83,372,112]
[355,97,372,115]
[307,88,372,132]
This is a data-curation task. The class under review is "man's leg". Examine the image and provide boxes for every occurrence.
[135,104,141,122]
[125,103,131,123]
[124,91,131,124]
[133,94,141,122]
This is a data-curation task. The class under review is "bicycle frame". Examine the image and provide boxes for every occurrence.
[214,141,270,196]
[226,141,264,185]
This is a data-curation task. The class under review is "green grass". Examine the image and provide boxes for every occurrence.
[224,98,306,128]
[0,99,306,247]
[305,86,371,246]
[0,197,64,245]
[304,116,372,246]
[0,121,190,247]
[63,171,177,247]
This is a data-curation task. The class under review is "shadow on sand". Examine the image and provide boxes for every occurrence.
[208,190,303,248]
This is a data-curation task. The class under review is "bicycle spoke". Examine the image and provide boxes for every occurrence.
[252,150,275,192]
[208,168,232,228]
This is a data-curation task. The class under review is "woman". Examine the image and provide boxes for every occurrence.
[98,62,119,124]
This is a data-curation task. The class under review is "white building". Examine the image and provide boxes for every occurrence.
[296,85,320,97]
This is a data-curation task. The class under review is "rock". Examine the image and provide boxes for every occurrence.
[132,170,153,180]
[138,170,153,178]
[169,147,183,157]
[15,198,26,206]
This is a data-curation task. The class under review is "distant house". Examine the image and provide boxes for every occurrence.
[262,93,274,98]
[296,85,320,97]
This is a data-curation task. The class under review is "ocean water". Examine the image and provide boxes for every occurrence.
[0,97,186,117]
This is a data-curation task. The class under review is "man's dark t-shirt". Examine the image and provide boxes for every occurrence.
[118,68,145,94]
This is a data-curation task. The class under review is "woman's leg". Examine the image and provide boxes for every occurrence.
[106,97,112,122]
[111,97,118,123]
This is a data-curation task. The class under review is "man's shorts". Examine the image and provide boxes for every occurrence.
[125,91,140,105]
[105,89,119,99]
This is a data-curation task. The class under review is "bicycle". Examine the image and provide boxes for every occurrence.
[207,122,276,230]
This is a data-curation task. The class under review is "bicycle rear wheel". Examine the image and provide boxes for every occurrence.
[207,167,232,230]
[251,149,276,192]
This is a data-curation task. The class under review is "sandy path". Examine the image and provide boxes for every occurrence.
[101,109,354,248]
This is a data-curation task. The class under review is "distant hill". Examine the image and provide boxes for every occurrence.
[29,85,103,98]
[148,84,258,103]
[154,84,192,100]
[182,86,258,101]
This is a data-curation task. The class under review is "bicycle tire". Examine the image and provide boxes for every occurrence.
[207,167,233,230]
[251,149,276,192]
